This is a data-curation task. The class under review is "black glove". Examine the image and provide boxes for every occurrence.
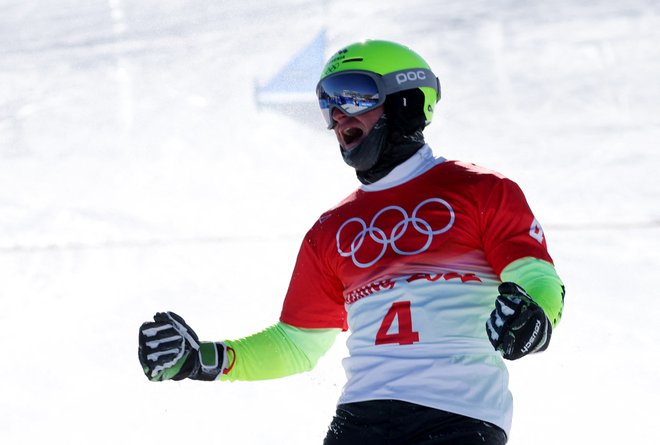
[138,311,225,381]
[486,282,552,360]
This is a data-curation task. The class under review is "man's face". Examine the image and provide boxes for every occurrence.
[332,106,385,151]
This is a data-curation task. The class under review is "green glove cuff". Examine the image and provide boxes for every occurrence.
[190,342,226,381]
[199,342,221,368]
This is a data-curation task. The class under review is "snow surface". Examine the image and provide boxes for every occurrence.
[1,0,660,443]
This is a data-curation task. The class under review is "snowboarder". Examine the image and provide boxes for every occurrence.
[139,40,565,444]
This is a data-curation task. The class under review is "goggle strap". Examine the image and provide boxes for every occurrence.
[381,68,439,95]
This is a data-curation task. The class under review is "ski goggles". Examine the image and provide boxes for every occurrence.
[316,69,439,129]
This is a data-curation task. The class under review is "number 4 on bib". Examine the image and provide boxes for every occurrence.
[375,301,420,345]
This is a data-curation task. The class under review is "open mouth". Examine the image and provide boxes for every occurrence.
[342,127,364,147]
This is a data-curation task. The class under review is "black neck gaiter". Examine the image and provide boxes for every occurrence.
[356,128,425,184]
[340,114,389,172]
[339,113,425,185]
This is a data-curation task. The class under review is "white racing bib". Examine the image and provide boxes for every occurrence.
[340,266,513,434]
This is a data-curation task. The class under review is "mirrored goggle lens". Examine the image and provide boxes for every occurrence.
[317,73,382,126]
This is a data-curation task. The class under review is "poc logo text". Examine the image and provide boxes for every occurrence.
[395,70,427,85]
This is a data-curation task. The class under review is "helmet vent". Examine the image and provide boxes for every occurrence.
[342,57,364,63]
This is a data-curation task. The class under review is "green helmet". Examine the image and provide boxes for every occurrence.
[319,40,441,126]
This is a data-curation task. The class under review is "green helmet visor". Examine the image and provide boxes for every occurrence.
[316,69,439,129]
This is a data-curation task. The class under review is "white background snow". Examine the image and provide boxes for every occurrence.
[1,0,659,443]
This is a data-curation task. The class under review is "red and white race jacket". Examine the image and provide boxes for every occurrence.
[280,145,554,435]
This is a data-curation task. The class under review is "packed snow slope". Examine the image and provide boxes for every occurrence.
[1,0,659,443]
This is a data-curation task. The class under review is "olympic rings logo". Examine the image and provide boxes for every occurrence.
[336,198,455,268]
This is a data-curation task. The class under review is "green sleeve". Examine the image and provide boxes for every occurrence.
[220,322,341,382]
[500,257,565,328]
